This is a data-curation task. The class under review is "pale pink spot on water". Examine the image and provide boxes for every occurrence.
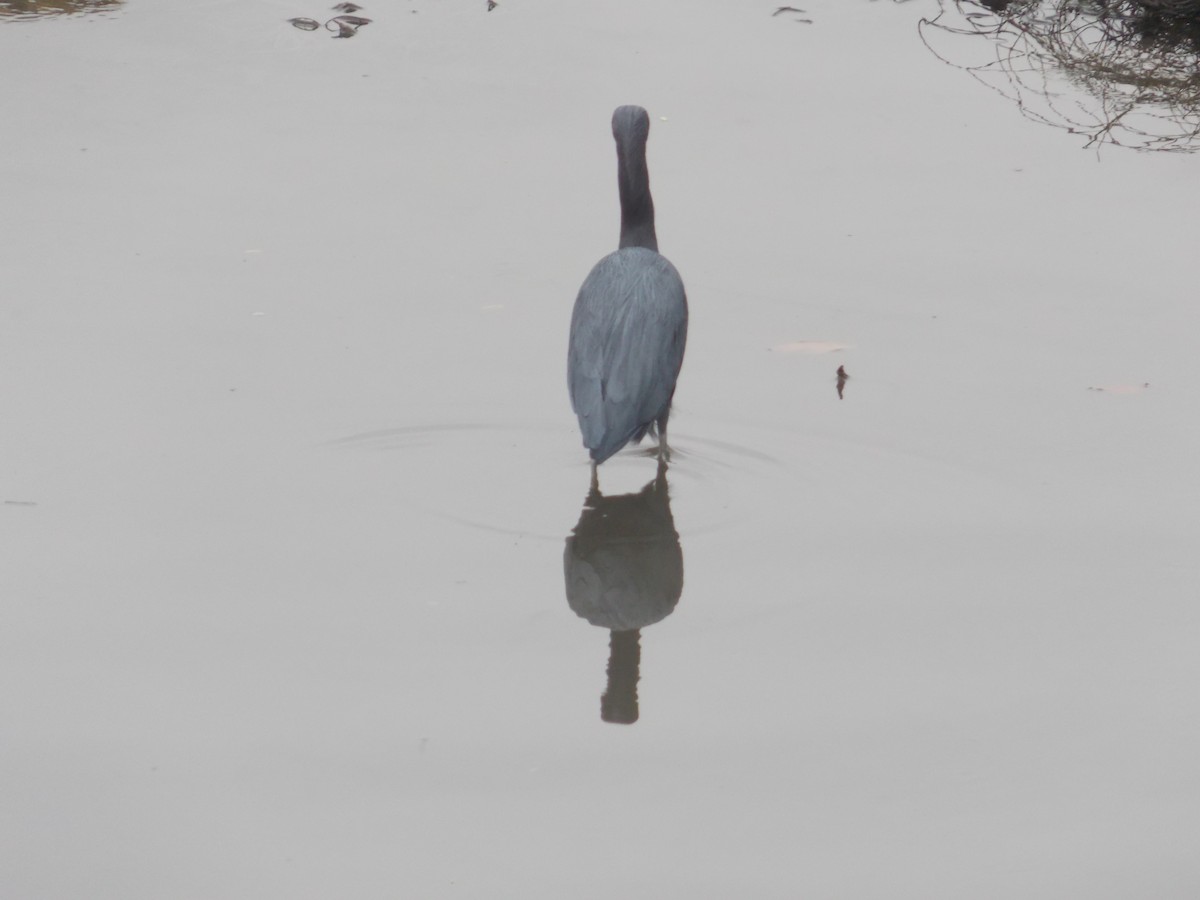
[1089,383,1150,395]
[771,340,851,354]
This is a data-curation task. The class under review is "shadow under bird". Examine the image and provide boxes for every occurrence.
[568,106,688,467]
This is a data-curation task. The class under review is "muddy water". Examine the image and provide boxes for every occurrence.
[2,0,1198,897]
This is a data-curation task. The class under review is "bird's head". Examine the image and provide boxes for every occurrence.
[612,105,651,146]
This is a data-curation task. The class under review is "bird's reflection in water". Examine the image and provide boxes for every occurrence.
[563,460,683,724]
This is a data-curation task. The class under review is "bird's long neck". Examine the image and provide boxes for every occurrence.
[616,141,658,252]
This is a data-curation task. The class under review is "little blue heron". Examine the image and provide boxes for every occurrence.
[567,105,688,467]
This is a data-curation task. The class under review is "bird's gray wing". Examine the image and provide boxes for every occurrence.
[568,248,688,460]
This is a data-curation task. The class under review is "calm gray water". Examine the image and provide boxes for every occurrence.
[2,1,1198,897]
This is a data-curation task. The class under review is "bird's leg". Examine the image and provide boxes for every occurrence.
[590,460,600,492]
[654,454,668,486]
[656,416,672,462]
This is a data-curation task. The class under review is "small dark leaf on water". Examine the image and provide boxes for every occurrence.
[288,17,320,30]
[332,2,362,10]
[773,5,805,15]
[836,364,849,400]
[487,0,497,9]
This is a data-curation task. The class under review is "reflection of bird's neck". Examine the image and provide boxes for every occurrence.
[601,629,641,724]
[617,144,658,252]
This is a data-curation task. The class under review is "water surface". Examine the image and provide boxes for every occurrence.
[2,1,1198,897]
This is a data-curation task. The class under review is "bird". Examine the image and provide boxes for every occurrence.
[568,105,688,468]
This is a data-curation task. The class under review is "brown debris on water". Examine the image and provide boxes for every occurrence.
[287,5,371,37]
[836,365,849,399]
[326,13,371,37]
[919,0,1200,151]
[773,5,813,22]
[0,0,122,16]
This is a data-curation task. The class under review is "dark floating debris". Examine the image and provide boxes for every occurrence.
[487,0,497,9]
[920,0,1200,151]
[836,364,849,400]
[326,13,371,37]
[773,5,812,20]
[0,0,123,18]
[289,4,370,38]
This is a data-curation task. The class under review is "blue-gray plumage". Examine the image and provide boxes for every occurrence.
[568,105,688,466]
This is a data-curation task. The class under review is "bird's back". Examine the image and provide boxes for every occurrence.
[568,247,688,463]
